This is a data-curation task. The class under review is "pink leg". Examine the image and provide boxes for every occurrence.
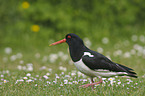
[79,78,103,88]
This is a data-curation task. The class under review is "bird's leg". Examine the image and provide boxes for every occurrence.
[79,78,103,88]
[91,77,94,90]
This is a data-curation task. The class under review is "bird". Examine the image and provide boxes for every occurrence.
[49,33,137,89]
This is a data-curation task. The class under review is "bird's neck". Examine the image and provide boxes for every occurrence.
[69,44,89,62]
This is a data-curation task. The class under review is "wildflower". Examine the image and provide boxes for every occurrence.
[117,82,121,85]
[47,81,51,84]
[102,78,106,80]
[131,35,138,42]
[142,74,145,78]
[26,63,33,71]
[10,55,17,61]
[123,52,131,58]
[102,84,105,86]
[24,77,28,80]
[49,54,58,63]
[5,47,12,54]
[35,84,37,86]
[16,53,23,58]
[46,73,50,76]
[65,75,70,78]
[56,75,60,79]
[115,76,118,78]
[73,81,78,84]
[61,54,69,61]
[97,47,103,53]
[4,80,7,83]
[59,66,67,71]
[64,79,68,84]
[71,72,76,76]
[95,84,100,86]
[60,83,63,86]
[113,50,122,57]
[139,35,145,42]
[22,1,30,9]
[83,38,92,47]
[22,66,26,70]
[83,79,88,82]
[40,66,47,70]
[130,49,136,55]
[31,25,40,32]
[77,71,83,77]
[26,79,33,82]
[102,37,109,44]
[1,75,4,77]
[19,60,24,64]
[61,72,64,75]
[26,73,31,77]
[48,68,52,72]
[35,53,40,58]
[18,79,24,82]
[133,44,142,51]
[52,81,56,84]
[126,79,133,82]
[135,83,138,85]
[58,51,64,57]
[68,82,73,84]
[17,65,22,70]
[43,75,49,79]
[108,77,115,85]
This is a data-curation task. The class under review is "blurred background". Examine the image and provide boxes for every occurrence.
[0,0,145,52]
[0,1,145,95]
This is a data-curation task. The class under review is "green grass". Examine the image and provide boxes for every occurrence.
[0,35,145,96]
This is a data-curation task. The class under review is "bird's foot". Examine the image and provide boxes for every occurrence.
[79,80,103,88]
[79,83,93,88]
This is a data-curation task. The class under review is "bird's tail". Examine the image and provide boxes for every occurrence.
[118,64,138,78]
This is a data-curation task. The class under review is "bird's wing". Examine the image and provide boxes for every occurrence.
[82,51,133,72]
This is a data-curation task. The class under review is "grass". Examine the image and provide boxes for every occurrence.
[0,34,145,96]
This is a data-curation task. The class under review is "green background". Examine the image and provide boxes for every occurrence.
[0,0,145,51]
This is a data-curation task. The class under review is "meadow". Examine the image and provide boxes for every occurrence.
[0,34,145,96]
[0,0,145,96]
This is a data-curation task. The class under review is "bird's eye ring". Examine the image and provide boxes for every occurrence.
[67,35,71,38]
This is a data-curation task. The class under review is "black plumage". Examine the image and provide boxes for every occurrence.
[65,33,137,78]
[50,33,137,88]
[82,50,137,78]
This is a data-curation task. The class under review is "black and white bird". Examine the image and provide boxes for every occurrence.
[49,33,137,88]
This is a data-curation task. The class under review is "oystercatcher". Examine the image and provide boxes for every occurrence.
[49,33,137,88]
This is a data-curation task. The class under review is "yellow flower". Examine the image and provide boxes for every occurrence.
[22,1,30,9]
[31,25,40,32]
[4,80,7,83]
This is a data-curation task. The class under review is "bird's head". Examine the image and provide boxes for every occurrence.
[49,33,84,46]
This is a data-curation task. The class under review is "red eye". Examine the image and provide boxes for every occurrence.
[67,35,71,38]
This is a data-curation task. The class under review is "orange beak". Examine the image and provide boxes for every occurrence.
[49,39,66,46]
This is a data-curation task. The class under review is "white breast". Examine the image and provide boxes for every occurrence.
[74,59,96,77]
